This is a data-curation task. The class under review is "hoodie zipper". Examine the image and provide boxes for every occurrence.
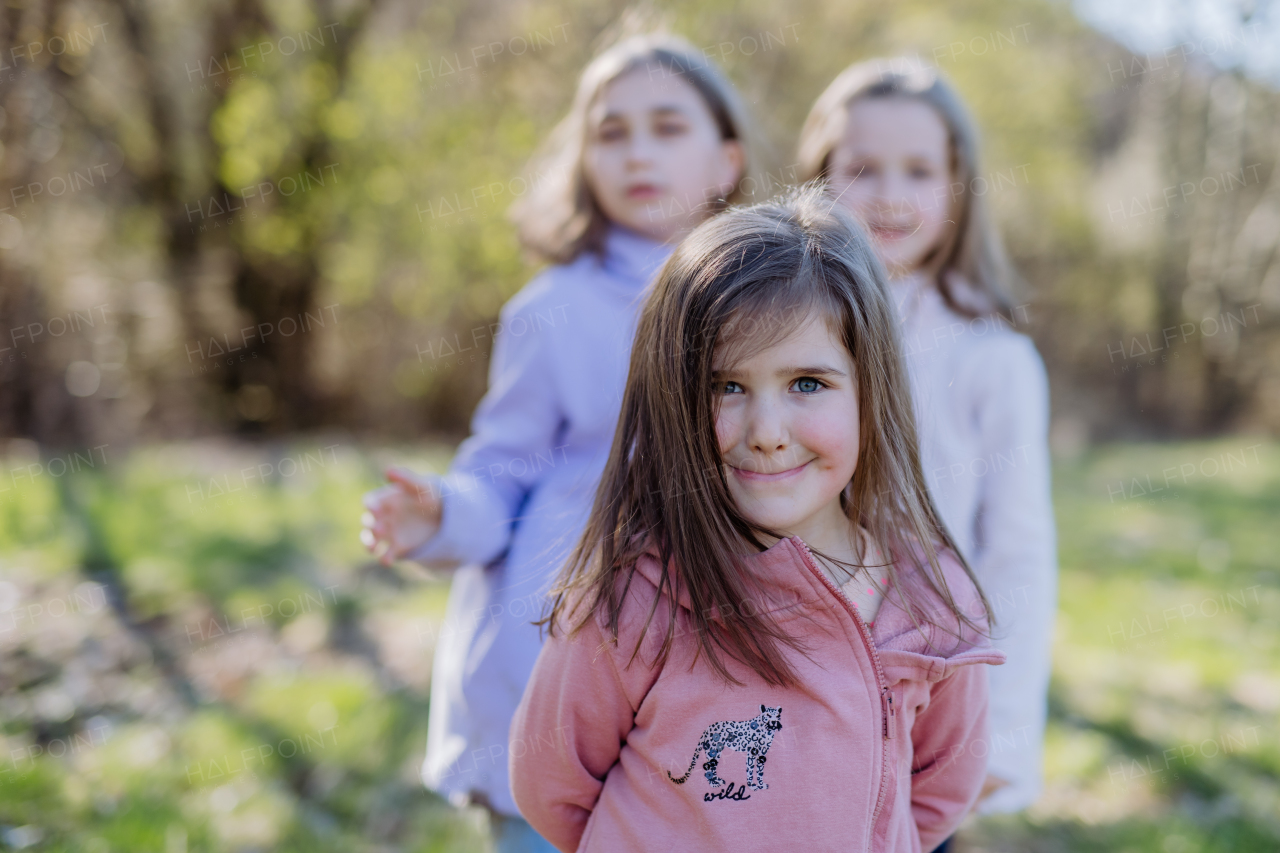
[793,537,895,847]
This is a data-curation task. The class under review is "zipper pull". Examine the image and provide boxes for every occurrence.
[882,687,896,739]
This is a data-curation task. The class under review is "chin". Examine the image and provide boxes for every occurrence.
[886,254,929,276]
[739,505,812,537]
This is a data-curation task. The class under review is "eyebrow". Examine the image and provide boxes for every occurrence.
[779,365,847,378]
[712,365,848,379]
[598,104,689,122]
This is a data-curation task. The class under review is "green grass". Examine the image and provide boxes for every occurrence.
[0,438,1276,851]
[966,439,1280,852]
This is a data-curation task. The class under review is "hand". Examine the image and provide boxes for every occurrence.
[360,466,443,565]
[977,773,1010,804]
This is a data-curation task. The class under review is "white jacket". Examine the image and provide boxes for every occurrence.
[891,272,1058,814]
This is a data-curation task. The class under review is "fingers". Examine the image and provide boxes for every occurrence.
[361,526,396,565]
[361,507,408,565]
[365,467,435,565]
[376,531,399,566]
[385,466,439,506]
[384,466,422,492]
[363,484,398,511]
[360,510,386,557]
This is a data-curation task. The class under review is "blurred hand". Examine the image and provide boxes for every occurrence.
[360,466,443,565]
[977,773,1010,804]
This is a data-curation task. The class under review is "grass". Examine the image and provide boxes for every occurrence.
[0,437,1276,851]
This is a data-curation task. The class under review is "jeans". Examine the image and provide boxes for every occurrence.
[490,812,561,853]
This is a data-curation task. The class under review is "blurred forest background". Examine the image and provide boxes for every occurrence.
[0,0,1276,446]
[1,0,1278,851]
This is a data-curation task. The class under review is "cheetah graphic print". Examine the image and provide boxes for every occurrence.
[668,705,782,800]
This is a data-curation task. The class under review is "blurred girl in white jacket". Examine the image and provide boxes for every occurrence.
[798,60,1058,825]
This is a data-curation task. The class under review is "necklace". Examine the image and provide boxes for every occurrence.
[811,527,883,588]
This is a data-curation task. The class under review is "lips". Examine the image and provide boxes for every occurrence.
[626,183,662,200]
[869,223,916,242]
[728,459,811,482]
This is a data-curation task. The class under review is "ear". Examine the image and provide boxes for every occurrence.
[719,139,746,197]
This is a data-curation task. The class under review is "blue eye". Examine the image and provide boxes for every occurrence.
[720,380,743,394]
[794,377,821,393]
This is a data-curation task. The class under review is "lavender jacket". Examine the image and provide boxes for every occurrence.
[409,226,674,817]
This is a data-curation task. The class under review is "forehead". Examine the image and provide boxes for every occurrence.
[834,97,948,161]
[713,308,853,372]
[589,64,711,121]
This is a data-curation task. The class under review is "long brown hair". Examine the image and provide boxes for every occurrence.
[797,60,1017,318]
[509,31,764,265]
[540,184,993,688]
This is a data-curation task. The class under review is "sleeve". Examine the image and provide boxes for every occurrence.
[966,335,1058,810]
[508,608,655,853]
[407,282,567,569]
[910,663,992,852]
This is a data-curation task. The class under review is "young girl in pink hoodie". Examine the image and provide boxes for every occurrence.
[510,184,1006,853]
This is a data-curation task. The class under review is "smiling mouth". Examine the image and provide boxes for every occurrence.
[626,183,662,200]
[869,223,917,241]
[729,460,811,482]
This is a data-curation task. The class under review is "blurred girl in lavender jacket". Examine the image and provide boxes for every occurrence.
[360,32,761,852]
[798,61,1058,822]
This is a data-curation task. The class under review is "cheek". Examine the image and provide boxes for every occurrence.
[833,182,877,218]
[584,149,621,196]
[795,403,860,474]
[920,184,951,229]
[666,135,722,191]
[715,404,740,454]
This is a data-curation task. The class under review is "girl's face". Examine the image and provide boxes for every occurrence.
[828,98,953,278]
[583,65,745,243]
[714,311,860,552]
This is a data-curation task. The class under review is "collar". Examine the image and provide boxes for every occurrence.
[889,270,936,326]
[630,535,1003,674]
[599,225,675,293]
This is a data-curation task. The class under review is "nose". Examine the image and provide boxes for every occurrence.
[625,130,656,169]
[743,394,791,466]
[877,170,916,217]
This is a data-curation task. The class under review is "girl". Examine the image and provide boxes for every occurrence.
[797,61,1058,821]
[510,186,1006,853]
[360,33,759,852]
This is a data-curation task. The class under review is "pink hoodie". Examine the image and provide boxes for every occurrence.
[510,535,1006,852]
